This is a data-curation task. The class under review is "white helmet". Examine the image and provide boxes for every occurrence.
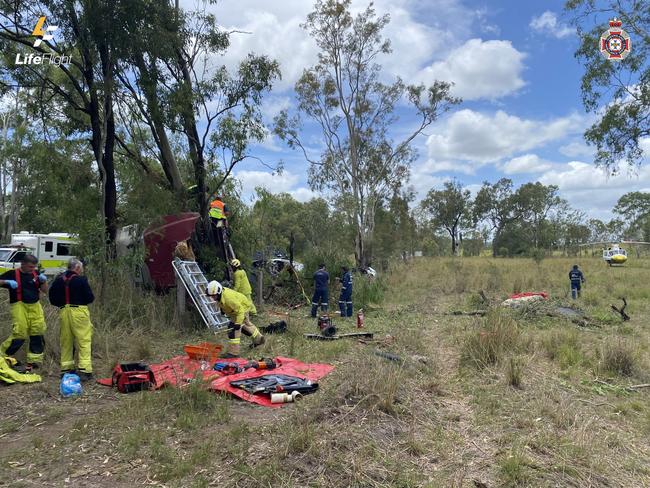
[207,280,222,296]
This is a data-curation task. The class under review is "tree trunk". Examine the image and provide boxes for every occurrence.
[134,53,184,195]
[176,47,209,240]
[99,42,118,255]
[102,96,117,253]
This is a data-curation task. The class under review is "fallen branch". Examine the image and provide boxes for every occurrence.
[610,297,630,321]
[447,310,487,316]
[627,383,650,390]
[304,332,374,341]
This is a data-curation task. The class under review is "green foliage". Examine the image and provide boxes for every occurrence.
[613,192,650,241]
[567,0,650,171]
[542,329,585,369]
[421,179,471,255]
[353,274,385,310]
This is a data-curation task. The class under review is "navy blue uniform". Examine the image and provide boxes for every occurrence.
[311,269,329,317]
[49,271,95,307]
[569,268,585,299]
[338,271,353,317]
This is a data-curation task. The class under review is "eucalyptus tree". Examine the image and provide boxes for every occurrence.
[275,0,459,268]
[567,0,649,172]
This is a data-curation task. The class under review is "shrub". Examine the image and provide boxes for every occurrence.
[506,356,523,388]
[353,274,385,310]
[600,340,637,376]
[461,310,520,369]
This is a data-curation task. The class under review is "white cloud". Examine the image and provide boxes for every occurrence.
[530,11,573,39]
[416,159,476,175]
[538,161,650,218]
[289,187,318,202]
[260,96,292,121]
[501,154,553,174]
[559,141,595,159]
[234,169,319,202]
[409,161,453,198]
[640,137,650,158]
[426,109,585,163]
[416,39,526,100]
[235,169,300,195]
[180,0,499,94]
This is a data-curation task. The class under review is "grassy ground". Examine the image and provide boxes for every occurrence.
[1,256,650,487]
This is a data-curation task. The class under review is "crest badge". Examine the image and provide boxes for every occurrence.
[600,18,631,61]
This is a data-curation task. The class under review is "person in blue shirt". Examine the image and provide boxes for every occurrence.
[311,263,329,318]
[338,266,353,317]
[569,264,585,299]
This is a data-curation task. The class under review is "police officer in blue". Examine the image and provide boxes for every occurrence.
[569,264,585,299]
[338,266,353,317]
[311,263,329,318]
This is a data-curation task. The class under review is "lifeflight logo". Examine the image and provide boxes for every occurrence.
[15,16,72,66]
[32,16,58,47]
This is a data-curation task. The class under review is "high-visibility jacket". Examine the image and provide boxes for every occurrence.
[233,268,256,314]
[219,287,252,325]
[209,199,226,219]
[233,269,252,296]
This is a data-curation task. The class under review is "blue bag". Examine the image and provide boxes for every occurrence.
[60,373,83,397]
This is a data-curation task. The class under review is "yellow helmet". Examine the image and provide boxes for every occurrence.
[230,259,241,268]
[206,280,222,296]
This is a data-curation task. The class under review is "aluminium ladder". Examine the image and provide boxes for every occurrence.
[172,258,230,331]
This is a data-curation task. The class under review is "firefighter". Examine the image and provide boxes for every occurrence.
[338,266,353,317]
[48,258,95,381]
[0,254,48,370]
[206,280,264,358]
[569,264,585,299]
[311,263,329,318]
[231,259,257,315]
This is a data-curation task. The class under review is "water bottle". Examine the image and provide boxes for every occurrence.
[60,373,83,397]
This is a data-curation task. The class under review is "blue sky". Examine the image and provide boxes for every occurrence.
[182,0,650,220]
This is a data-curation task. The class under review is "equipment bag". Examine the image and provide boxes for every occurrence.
[111,362,154,393]
[230,374,319,395]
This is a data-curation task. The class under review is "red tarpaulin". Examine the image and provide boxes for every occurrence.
[508,291,549,300]
[98,356,334,408]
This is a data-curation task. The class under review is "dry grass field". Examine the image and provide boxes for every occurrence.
[1,256,650,487]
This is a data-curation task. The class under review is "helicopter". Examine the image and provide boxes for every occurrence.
[578,241,650,266]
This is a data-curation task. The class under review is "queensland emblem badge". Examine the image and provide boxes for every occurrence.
[600,18,631,61]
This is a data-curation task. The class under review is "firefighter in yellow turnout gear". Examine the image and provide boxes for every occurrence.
[231,259,257,315]
[0,254,48,368]
[206,280,264,358]
[48,259,95,381]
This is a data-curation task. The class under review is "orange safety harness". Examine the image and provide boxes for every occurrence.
[15,269,38,302]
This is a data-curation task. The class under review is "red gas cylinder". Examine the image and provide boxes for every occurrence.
[356,309,364,328]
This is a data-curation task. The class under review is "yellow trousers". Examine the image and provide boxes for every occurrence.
[245,294,257,315]
[227,314,263,355]
[0,302,46,364]
[59,306,93,373]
